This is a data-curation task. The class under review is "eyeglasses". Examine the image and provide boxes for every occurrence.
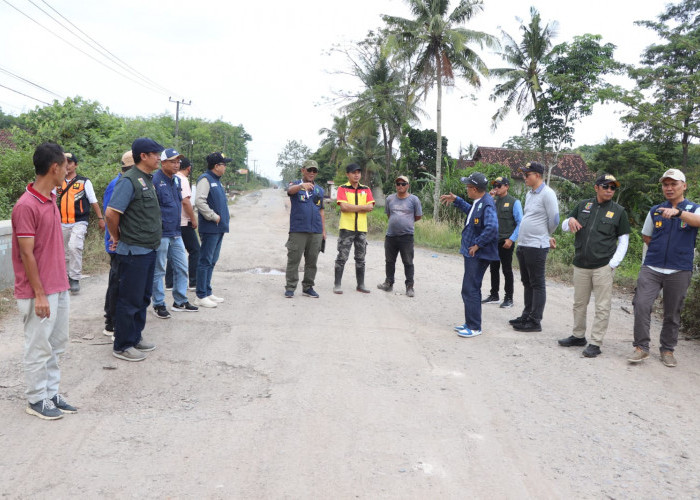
[306,168,318,173]
[493,184,503,188]
[600,184,617,191]
[395,182,408,186]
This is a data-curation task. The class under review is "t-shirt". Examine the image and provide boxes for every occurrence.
[385,194,422,236]
[337,182,375,232]
[12,183,69,298]
[176,172,192,226]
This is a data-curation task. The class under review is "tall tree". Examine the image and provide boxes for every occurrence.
[383,0,498,220]
[490,7,558,129]
[620,0,700,168]
[318,114,351,169]
[276,140,312,185]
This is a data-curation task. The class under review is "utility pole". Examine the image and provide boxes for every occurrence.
[169,97,191,148]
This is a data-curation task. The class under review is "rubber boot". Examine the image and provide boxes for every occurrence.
[356,267,370,293]
[333,266,344,294]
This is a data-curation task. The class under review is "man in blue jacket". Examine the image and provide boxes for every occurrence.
[440,172,499,338]
[194,152,231,308]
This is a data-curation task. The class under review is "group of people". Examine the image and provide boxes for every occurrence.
[11,139,232,419]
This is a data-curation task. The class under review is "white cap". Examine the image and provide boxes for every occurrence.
[660,168,685,182]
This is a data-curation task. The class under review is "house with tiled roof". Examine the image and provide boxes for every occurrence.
[0,130,15,149]
[458,146,592,184]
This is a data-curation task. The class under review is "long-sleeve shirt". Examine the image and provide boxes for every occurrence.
[517,182,559,248]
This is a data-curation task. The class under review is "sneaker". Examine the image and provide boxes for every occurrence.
[500,298,514,308]
[113,347,147,362]
[406,286,415,298]
[51,394,77,413]
[513,319,542,332]
[284,290,294,298]
[188,284,197,290]
[26,398,63,420]
[481,294,499,304]
[660,350,677,367]
[456,327,482,338]
[454,323,468,331]
[208,294,224,303]
[172,301,199,312]
[582,344,601,358]
[509,315,527,326]
[356,285,371,294]
[134,339,156,352]
[103,325,114,336]
[333,285,343,294]
[558,335,587,347]
[165,285,173,291]
[377,281,393,292]
[194,296,218,308]
[627,347,650,363]
[69,278,80,294]
[302,288,320,298]
[153,304,171,319]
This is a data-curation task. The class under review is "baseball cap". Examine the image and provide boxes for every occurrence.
[302,159,318,170]
[520,162,544,174]
[659,168,686,183]
[206,152,233,167]
[121,150,134,168]
[64,152,78,164]
[460,172,488,191]
[160,148,183,161]
[595,173,620,187]
[179,157,192,169]
[492,176,509,186]
[132,137,164,159]
[346,163,362,173]
[395,175,409,183]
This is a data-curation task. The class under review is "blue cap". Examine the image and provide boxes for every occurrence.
[131,137,164,160]
[460,172,488,191]
[160,148,183,161]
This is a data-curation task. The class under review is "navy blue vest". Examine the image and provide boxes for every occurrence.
[288,180,324,233]
[152,169,182,237]
[644,199,700,271]
[197,170,230,234]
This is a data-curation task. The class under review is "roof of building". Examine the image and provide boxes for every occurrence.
[0,129,15,149]
[459,146,591,184]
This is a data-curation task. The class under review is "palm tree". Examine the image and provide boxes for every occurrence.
[319,114,351,169]
[383,0,498,220]
[490,7,558,130]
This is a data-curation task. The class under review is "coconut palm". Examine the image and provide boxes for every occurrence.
[319,114,351,168]
[490,7,558,130]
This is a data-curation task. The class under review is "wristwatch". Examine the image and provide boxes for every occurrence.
[673,207,684,218]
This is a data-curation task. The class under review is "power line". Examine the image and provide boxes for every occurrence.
[1,0,170,97]
[0,65,61,98]
[35,0,176,96]
[0,83,50,105]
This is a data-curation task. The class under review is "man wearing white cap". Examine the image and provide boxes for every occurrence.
[628,169,700,367]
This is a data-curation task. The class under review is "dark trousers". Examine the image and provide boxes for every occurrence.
[516,246,549,323]
[103,253,119,329]
[165,223,200,288]
[489,240,515,298]
[196,232,224,299]
[384,234,415,286]
[462,256,491,331]
[114,251,156,352]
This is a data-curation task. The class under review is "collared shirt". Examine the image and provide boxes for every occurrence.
[518,182,560,248]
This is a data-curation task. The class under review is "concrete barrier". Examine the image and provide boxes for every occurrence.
[0,220,13,290]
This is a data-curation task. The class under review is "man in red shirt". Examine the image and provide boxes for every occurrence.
[11,143,77,420]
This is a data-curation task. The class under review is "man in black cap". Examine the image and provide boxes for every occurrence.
[482,176,522,309]
[105,137,164,362]
[193,152,231,308]
[439,172,499,338]
[510,161,559,333]
[558,173,630,358]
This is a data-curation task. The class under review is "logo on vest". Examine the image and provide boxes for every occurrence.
[605,211,614,218]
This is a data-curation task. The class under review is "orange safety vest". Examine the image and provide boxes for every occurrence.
[57,175,90,223]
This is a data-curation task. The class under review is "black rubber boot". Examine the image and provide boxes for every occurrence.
[356,267,370,293]
[334,266,344,294]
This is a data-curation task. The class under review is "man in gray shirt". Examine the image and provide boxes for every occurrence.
[377,175,423,297]
[511,162,559,332]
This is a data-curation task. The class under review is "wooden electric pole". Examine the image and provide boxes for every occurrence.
[169,97,191,147]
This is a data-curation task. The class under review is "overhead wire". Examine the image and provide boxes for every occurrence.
[0,65,62,98]
[0,83,50,105]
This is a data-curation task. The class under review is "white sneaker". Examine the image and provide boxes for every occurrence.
[207,294,224,303]
[194,296,218,308]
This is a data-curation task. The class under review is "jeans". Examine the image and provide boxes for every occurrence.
[114,251,156,352]
[488,240,514,298]
[165,223,200,288]
[103,253,118,329]
[152,236,188,306]
[197,232,224,299]
[384,234,415,287]
[285,232,323,291]
[461,256,491,331]
[516,246,549,323]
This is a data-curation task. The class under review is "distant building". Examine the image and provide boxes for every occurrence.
[0,130,15,149]
[458,146,591,184]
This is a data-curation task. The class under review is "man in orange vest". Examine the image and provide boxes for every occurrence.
[57,152,105,293]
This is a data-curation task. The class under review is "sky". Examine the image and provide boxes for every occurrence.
[0,0,671,180]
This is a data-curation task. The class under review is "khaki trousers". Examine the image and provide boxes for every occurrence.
[572,265,614,346]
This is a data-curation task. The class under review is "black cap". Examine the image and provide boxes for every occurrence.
[132,137,164,160]
[492,176,510,186]
[180,157,192,169]
[64,152,78,164]
[520,162,544,175]
[346,163,362,173]
[460,172,489,191]
[206,152,233,168]
[595,173,620,187]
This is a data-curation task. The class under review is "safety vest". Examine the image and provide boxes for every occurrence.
[57,175,90,223]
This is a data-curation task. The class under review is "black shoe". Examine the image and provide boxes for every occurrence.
[481,294,499,304]
[558,335,587,347]
[509,315,527,326]
[582,344,601,358]
[513,319,542,332]
[172,301,199,312]
[500,298,514,308]
[153,304,171,319]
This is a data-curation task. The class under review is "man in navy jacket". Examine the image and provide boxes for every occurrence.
[440,172,499,338]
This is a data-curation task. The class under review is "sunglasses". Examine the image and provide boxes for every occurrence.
[306,168,318,173]
[396,182,408,186]
[493,184,503,188]
[600,184,617,191]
